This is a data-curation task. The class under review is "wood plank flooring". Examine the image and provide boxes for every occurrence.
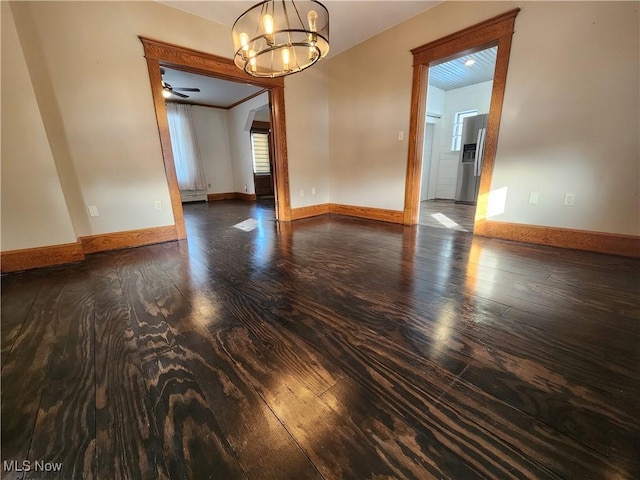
[2,198,639,479]
[418,199,475,231]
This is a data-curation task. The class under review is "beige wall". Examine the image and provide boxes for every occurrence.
[1,3,77,250]
[8,0,234,237]
[285,61,330,207]
[190,105,234,195]
[328,1,639,235]
[328,27,413,209]
[489,1,639,234]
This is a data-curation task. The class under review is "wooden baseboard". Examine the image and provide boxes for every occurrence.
[207,192,237,201]
[330,204,404,224]
[207,192,257,202]
[80,225,179,254]
[235,192,257,201]
[1,242,85,273]
[289,203,404,224]
[290,203,331,220]
[2,225,179,273]
[474,219,640,257]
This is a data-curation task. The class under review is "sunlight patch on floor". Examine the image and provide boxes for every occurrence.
[233,218,258,232]
[431,212,466,230]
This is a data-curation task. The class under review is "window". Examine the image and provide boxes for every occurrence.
[451,109,478,151]
[251,131,271,175]
[166,102,207,191]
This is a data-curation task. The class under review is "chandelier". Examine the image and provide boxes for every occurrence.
[232,0,329,78]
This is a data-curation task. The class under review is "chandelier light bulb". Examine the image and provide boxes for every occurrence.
[282,48,290,71]
[263,14,275,45]
[307,10,317,31]
[307,10,318,43]
[263,14,274,33]
[249,50,257,72]
[239,32,249,52]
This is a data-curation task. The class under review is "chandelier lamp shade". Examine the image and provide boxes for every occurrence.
[232,0,329,78]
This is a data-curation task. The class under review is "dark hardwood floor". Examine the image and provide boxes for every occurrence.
[419,199,475,232]
[2,198,639,479]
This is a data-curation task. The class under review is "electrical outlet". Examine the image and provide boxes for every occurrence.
[528,192,539,205]
[88,205,99,217]
[311,187,316,196]
[300,189,305,197]
[398,131,404,141]
[154,200,162,211]
[564,193,575,206]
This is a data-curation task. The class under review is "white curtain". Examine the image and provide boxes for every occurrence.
[166,103,207,191]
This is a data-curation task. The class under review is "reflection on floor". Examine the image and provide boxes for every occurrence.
[419,199,475,232]
[2,199,639,479]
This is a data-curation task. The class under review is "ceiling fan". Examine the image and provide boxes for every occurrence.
[160,68,200,99]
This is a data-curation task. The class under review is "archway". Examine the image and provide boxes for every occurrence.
[140,37,292,239]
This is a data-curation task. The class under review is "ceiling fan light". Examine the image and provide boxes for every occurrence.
[232,0,329,78]
[162,89,172,98]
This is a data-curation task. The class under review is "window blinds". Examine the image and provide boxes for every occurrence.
[251,132,271,175]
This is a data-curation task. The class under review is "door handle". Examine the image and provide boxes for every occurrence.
[474,129,481,176]
[476,128,486,176]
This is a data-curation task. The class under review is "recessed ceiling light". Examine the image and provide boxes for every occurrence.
[464,58,476,67]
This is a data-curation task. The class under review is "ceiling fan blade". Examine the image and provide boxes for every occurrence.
[170,91,189,98]
[173,87,200,92]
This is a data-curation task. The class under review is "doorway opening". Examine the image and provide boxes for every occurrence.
[139,37,292,240]
[161,66,273,210]
[419,46,497,232]
[403,9,520,231]
[250,112,276,199]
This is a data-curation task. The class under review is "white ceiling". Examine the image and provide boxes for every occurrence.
[162,67,263,107]
[428,46,498,91]
[157,0,442,58]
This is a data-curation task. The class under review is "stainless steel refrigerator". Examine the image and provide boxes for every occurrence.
[455,114,488,205]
